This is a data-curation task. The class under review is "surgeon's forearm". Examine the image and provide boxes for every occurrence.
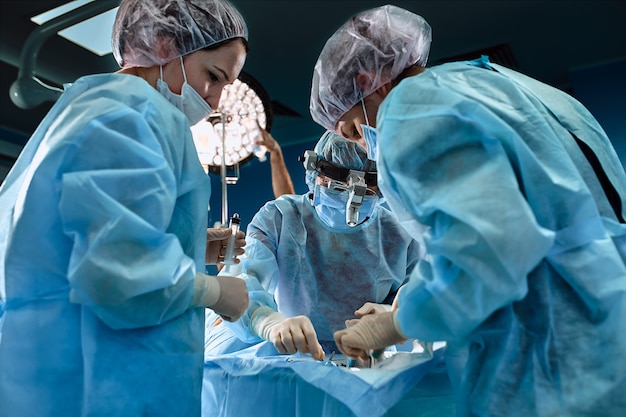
[250,305,284,339]
[190,273,221,307]
[391,310,409,340]
[269,147,295,197]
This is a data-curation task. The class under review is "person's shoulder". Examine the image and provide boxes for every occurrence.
[62,74,190,147]
[259,194,307,216]
[251,194,307,221]
[46,74,156,130]
[248,194,309,233]
[273,193,308,209]
[387,59,501,110]
[70,73,153,97]
[70,73,171,113]
[402,60,493,88]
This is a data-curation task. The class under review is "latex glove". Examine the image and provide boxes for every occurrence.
[205,228,246,265]
[334,311,407,361]
[191,273,249,322]
[251,306,325,360]
[355,302,391,316]
[344,302,391,329]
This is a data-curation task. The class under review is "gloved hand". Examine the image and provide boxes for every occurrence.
[345,302,391,328]
[355,301,391,316]
[251,306,325,360]
[191,273,248,321]
[391,285,404,312]
[334,311,407,361]
[205,228,246,265]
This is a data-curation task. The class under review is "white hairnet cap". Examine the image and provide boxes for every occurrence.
[112,0,248,68]
[306,131,372,191]
[310,4,432,131]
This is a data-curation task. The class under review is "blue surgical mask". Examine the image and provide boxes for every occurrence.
[360,98,378,160]
[157,56,212,126]
[313,184,379,229]
[361,124,378,161]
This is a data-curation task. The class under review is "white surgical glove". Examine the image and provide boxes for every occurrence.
[355,302,392,316]
[334,311,407,361]
[251,306,325,360]
[344,302,392,329]
[191,273,248,322]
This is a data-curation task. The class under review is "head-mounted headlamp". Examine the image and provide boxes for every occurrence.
[299,150,378,226]
[299,150,377,187]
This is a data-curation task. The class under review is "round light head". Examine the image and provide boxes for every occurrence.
[191,76,271,173]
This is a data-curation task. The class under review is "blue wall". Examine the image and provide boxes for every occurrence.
[569,58,626,168]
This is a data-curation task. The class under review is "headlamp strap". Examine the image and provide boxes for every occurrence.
[298,151,378,187]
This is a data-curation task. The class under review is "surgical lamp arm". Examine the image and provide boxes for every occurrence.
[10,1,119,109]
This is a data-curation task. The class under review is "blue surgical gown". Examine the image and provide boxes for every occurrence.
[377,57,626,416]
[216,194,422,352]
[0,74,211,417]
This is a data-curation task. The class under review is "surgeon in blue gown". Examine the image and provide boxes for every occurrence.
[309,5,626,417]
[0,1,251,416]
[205,131,423,359]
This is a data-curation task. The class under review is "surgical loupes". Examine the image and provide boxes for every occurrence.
[346,170,367,226]
[299,149,318,173]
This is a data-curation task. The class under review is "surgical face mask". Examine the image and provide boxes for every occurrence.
[360,98,378,160]
[361,124,378,161]
[313,183,379,229]
[157,56,212,126]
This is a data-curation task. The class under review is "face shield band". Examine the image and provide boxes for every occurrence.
[300,150,377,188]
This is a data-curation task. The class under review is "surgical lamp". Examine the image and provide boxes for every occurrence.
[191,71,274,226]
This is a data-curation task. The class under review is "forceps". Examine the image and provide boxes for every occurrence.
[324,351,338,366]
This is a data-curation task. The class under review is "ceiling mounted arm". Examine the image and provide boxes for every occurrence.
[9,0,119,109]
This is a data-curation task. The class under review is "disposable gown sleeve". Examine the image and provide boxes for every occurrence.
[221,204,282,342]
[379,87,555,341]
[382,238,421,305]
[59,104,198,329]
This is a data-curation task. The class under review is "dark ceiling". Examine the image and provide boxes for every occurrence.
[1,0,625,153]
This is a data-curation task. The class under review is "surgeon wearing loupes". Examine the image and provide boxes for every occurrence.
[206,131,424,359]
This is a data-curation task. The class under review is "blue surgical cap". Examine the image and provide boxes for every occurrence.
[310,5,432,131]
[306,131,372,191]
[112,0,248,68]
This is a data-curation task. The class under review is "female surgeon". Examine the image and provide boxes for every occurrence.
[310,5,626,417]
[0,1,250,416]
